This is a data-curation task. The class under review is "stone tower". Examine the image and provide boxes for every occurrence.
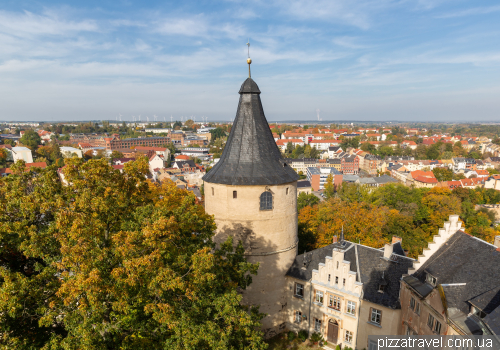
[203,76,299,337]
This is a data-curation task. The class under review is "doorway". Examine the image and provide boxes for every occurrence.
[327,319,338,343]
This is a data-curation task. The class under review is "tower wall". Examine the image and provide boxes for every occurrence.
[204,181,298,337]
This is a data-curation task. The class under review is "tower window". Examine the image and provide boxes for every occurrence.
[233,191,237,199]
[212,187,214,196]
[260,191,273,210]
[286,187,289,195]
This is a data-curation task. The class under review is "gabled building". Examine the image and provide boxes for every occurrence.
[286,237,414,349]
[341,155,359,175]
[400,215,500,339]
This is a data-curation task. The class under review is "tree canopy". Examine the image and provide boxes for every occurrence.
[298,183,500,258]
[19,130,41,151]
[0,158,266,350]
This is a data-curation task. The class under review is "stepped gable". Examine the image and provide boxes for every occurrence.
[203,77,299,186]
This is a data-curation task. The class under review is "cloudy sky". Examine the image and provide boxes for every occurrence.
[1,0,499,122]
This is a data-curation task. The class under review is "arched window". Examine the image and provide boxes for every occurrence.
[260,191,273,210]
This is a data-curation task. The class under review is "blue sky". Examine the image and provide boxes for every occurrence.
[1,0,500,122]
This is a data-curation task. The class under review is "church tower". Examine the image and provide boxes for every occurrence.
[203,58,299,337]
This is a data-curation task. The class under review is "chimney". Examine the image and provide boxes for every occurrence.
[494,236,500,248]
[332,235,338,244]
[392,236,402,244]
[383,243,393,259]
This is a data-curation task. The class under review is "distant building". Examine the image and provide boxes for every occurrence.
[307,167,342,191]
[341,155,359,175]
[10,147,33,163]
[60,146,83,158]
[297,180,312,195]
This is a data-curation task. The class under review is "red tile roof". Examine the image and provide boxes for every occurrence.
[414,176,438,184]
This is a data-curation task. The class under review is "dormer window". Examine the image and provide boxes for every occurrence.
[378,284,385,293]
[426,273,437,286]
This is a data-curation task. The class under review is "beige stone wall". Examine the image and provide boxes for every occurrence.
[204,181,298,338]
[357,300,402,349]
[400,282,448,336]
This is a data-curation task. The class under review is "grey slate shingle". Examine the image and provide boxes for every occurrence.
[203,78,299,186]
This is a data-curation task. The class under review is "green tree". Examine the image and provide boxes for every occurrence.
[110,150,124,161]
[297,192,320,211]
[360,142,376,153]
[378,146,394,157]
[0,158,267,349]
[426,147,440,160]
[19,129,41,151]
[432,167,453,182]
[210,127,226,141]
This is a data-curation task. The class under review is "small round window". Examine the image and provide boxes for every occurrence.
[260,191,273,210]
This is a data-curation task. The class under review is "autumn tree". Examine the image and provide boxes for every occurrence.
[0,148,8,166]
[432,167,453,182]
[0,158,267,350]
[110,150,124,161]
[297,192,320,211]
[323,174,336,199]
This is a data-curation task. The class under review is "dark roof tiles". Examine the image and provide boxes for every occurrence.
[203,78,299,186]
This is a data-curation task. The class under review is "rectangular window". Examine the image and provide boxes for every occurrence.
[286,188,289,195]
[295,311,302,323]
[415,302,420,315]
[434,321,441,334]
[371,308,382,324]
[211,187,214,196]
[333,296,341,310]
[335,276,339,284]
[345,330,353,343]
[427,314,435,329]
[328,274,331,282]
[410,297,415,311]
[337,261,339,269]
[347,301,356,316]
[295,283,304,297]
[233,191,237,199]
[315,290,324,304]
[314,318,322,332]
[343,278,346,287]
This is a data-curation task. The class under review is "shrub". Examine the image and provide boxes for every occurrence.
[287,331,296,341]
[336,345,341,350]
[298,330,309,342]
[310,332,323,343]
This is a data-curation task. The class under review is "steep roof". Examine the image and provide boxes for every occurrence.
[203,78,299,186]
[286,240,414,309]
[411,231,500,316]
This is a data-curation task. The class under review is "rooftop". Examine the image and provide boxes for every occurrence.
[203,77,299,186]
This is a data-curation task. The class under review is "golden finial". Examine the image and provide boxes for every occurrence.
[247,40,252,78]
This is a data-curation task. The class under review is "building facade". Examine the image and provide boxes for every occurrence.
[286,238,414,349]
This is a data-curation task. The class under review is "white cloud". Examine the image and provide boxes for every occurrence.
[155,16,209,37]
[332,36,370,49]
[0,10,98,37]
[436,5,500,19]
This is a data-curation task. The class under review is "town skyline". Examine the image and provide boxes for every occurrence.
[1,0,500,121]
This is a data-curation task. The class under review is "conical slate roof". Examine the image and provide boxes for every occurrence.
[203,78,299,186]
